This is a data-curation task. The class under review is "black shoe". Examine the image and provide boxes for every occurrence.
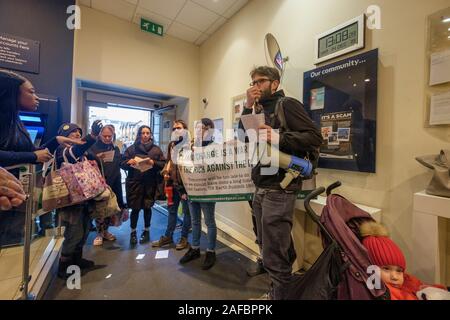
[202,251,216,270]
[72,250,94,270]
[179,247,200,264]
[246,258,267,277]
[57,257,73,279]
[130,231,138,245]
[140,230,150,243]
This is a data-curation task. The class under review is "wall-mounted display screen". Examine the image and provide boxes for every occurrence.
[303,49,378,173]
[318,22,359,59]
[314,14,365,64]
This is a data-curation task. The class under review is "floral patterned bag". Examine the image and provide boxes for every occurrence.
[59,148,107,203]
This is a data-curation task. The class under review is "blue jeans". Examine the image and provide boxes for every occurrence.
[165,189,191,239]
[189,201,216,251]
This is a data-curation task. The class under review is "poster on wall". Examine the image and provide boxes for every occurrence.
[0,33,40,74]
[303,48,378,173]
[231,94,247,130]
[213,118,224,143]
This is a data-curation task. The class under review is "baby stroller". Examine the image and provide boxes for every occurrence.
[279,181,390,300]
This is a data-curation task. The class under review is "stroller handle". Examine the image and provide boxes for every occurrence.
[304,187,325,222]
[304,187,335,243]
[326,181,342,196]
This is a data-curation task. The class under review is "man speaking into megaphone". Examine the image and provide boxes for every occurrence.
[239,66,322,300]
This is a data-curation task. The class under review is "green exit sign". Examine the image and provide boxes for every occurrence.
[141,18,163,37]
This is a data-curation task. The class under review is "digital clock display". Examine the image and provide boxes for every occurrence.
[318,22,359,59]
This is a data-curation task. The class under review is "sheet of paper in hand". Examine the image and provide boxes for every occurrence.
[132,156,153,173]
[101,150,115,163]
[240,113,265,133]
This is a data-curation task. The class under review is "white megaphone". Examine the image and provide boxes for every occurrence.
[256,142,313,189]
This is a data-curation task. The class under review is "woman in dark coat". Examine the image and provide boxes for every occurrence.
[121,125,165,245]
[89,124,126,246]
[0,70,79,247]
[0,70,78,167]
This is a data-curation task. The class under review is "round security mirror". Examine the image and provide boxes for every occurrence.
[264,33,287,76]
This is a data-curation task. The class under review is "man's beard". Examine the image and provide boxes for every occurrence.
[260,87,273,101]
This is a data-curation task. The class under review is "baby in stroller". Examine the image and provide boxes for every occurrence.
[291,182,449,300]
[360,221,450,300]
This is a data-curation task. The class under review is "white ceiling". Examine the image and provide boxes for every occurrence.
[78,0,249,46]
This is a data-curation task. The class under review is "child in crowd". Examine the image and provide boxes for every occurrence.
[360,221,449,300]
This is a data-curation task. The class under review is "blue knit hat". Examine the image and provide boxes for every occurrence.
[57,123,82,137]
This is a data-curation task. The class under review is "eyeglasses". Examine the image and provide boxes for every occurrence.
[249,78,272,87]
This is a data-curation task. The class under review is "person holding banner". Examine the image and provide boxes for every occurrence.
[179,118,218,270]
[152,120,191,250]
[240,66,322,299]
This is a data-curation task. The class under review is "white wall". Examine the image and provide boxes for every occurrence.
[199,0,450,271]
[72,6,201,126]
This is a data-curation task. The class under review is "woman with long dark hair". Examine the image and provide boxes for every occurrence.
[0,70,79,166]
[0,70,81,247]
[121,125,165,245]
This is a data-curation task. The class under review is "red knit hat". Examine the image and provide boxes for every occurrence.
[362,236,406,270]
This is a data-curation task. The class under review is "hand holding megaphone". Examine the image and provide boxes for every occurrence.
[256,125,313,189]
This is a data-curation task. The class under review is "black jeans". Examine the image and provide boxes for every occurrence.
[130,209,152,230]
[60,205,91,257]
[252,188,297,300]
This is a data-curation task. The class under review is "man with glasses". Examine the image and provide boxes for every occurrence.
[240,66,322,299]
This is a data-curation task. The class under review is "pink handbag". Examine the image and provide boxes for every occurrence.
[59,148,107,203]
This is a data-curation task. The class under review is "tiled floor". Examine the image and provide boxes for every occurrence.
[44,209,270,300]
[0,236,53,300]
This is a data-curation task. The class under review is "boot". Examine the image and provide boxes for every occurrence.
[202,251,216,270]
[140,230,150,244]
[176,237,189,250]
[57,255,73,279]
[151,235,173,247]
[73,250,95,270]
[130,231,138,245]
[179,247,200,264]
[246,258,267,277]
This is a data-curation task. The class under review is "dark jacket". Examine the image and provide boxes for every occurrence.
[0,71,58,167]
[163,141,187,195]
[88,140,125,209]
[88,140,122,186]
[121,141,165,210]
[0,120,59,168]
[239,90,322,191]
[55,134,97,169]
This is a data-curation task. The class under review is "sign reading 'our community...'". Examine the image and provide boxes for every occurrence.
[140,18,163,37]
[0,33,40,74]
